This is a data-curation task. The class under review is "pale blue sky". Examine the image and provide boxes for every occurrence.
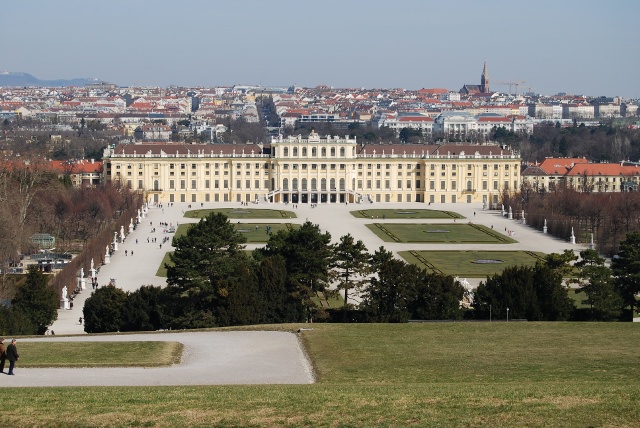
[1,0,638,98]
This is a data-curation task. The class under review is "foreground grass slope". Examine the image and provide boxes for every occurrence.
[3,323,640,427]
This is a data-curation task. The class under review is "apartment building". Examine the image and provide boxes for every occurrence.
[522,158,640,192]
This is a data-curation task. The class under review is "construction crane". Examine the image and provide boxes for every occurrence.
[495,81,526,96]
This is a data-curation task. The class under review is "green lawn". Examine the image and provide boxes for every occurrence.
[155,251,173,277]
[184,208,296,219]
[174,221,297,244]
[234,223,298,242]
[2,323,640,427]
[400,250,545,277]
[368,222,516,243]
[18,341,181,367]
[351,208,464,219]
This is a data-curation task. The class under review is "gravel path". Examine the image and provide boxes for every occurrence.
[0,331,314,387]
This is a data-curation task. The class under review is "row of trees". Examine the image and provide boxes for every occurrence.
[504,187,640,256]
[0,154,143,336]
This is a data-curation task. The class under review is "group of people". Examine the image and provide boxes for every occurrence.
[0,338,19,375]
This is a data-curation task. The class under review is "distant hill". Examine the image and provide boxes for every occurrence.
[0,71,99,87]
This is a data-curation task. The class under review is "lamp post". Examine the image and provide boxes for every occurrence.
[506,307,509,322]
[489,304,492,322]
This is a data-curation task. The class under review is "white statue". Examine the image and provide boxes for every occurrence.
[62,286,68,300]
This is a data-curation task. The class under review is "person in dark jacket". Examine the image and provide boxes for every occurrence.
[6,339,18,375]
[0,338,5,373]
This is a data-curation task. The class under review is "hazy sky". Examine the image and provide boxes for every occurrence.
[2,0,638,98]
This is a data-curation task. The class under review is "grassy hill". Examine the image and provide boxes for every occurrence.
[3,323,640,426]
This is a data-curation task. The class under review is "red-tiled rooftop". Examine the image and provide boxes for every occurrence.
[538,157,588,175]
[566,163,640,177]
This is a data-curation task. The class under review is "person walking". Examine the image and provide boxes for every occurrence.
[0,338,6,373]
[6,339,18,375]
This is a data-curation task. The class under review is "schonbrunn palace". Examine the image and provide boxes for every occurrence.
[103,131,521,206]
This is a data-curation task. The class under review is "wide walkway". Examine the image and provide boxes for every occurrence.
[2,330,314,387]
[50,200,584,335]
[50,203,195,335]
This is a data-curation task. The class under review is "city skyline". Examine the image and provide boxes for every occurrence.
[1,0,638,98]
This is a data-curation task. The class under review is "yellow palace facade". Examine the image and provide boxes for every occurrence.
[102,132,521,206]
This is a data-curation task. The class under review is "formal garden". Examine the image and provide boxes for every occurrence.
[174,222,299,243]
[184,208,296,219]
[400,250,545,277]
[366,222,516,243]
[351,208,464,219]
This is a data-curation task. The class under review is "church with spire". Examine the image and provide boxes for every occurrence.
[460,61,491,95]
